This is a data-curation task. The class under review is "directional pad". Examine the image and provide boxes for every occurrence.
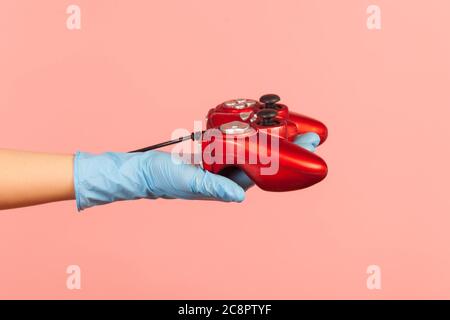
[223,98,257,109]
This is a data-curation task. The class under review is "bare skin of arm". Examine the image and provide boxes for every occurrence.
[0,150,75,210]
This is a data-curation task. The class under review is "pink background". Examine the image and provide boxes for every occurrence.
[1,0,450,299]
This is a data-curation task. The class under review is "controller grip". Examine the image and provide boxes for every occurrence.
[288,112,328,145]
[205,134,328,192]
[239,137,328,192]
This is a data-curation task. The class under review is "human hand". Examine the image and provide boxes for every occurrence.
[74,150,245,211]
[74,132,321,211]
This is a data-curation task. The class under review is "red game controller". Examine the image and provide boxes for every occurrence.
[206,94,328,144]
[130,94,328,192]
[201,94,328,191]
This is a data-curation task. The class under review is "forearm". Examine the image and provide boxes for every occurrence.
[0,150,75,210]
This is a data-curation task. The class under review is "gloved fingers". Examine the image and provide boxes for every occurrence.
[293,132,321,152]
[218,167,254,191]
[189,169,245,202]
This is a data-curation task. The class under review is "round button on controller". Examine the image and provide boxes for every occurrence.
[224,100,238,108]
[257,109,278,126]
[259,94,281,108]
[223,99,257,110]
[219,121,252,134]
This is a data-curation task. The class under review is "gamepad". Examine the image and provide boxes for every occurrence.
[206,94,328,144]
[130,94,328,192]
[201,94,328,191]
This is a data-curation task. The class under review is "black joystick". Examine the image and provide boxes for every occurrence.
[259,94,280,109]
[257,109,278,126]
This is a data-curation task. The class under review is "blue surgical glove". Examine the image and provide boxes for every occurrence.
[225,132,321,190]
[292,132,321,152]
[74,151,245,211]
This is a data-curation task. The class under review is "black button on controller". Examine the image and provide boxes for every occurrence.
[259,94,281,108]
[257,109,278,126]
